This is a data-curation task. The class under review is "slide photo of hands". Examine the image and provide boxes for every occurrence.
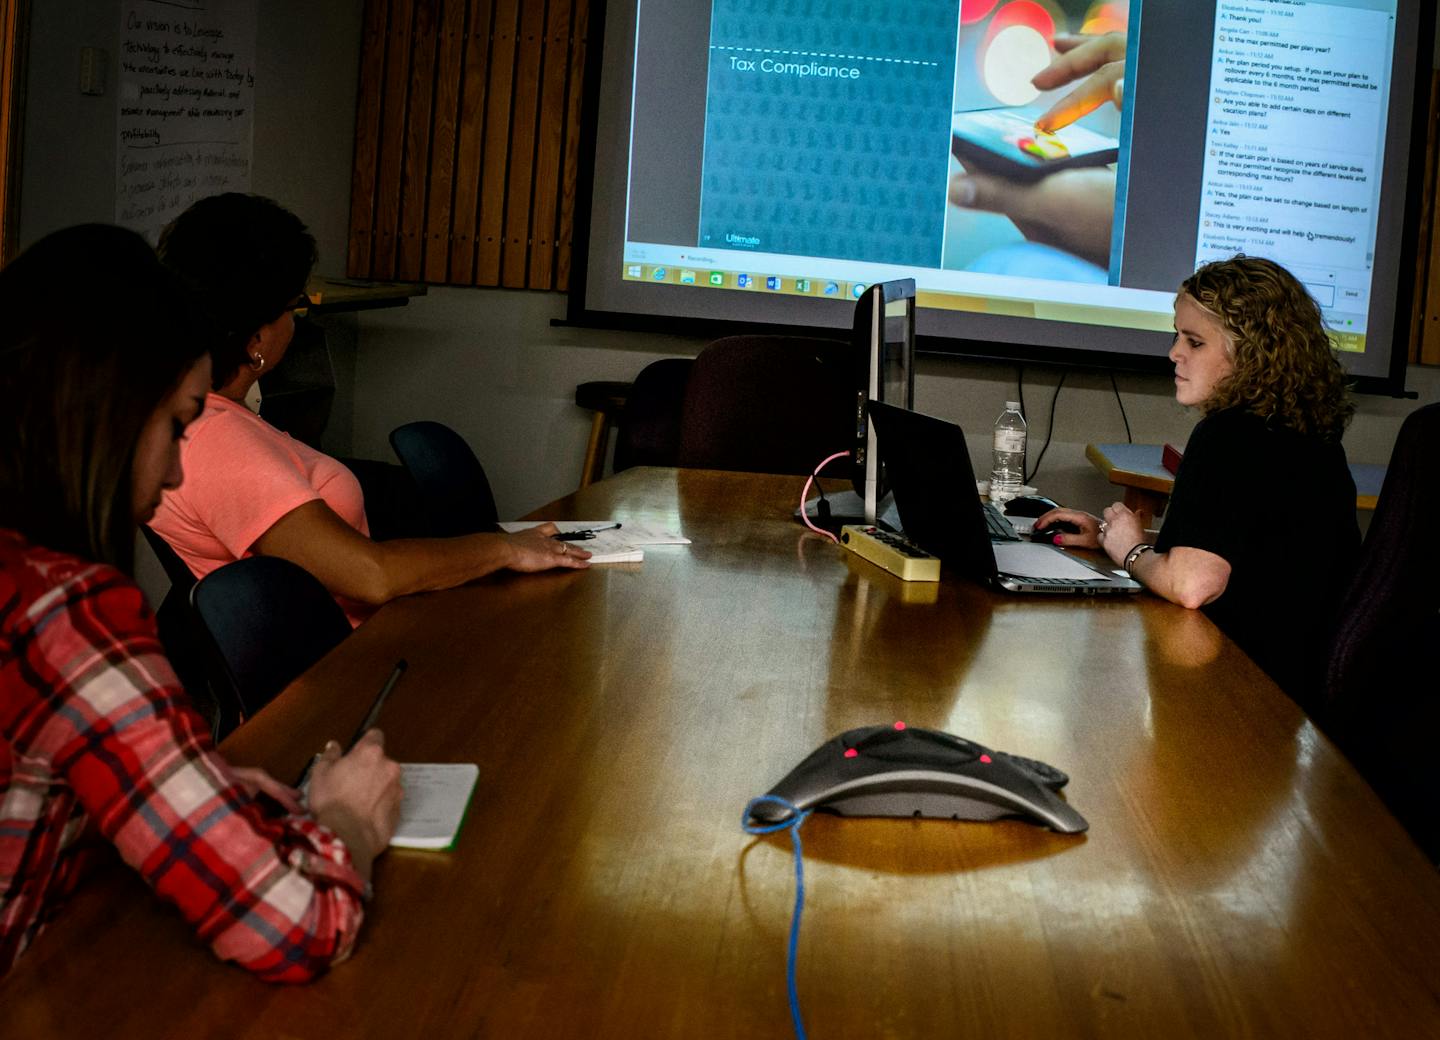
[943,1,1132,283]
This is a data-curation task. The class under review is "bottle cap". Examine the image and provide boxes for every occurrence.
[1005,401,1021,411]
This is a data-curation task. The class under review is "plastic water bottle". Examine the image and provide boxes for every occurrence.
[990,401,1027,504]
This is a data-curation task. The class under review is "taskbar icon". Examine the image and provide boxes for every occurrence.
[620,262,864,301]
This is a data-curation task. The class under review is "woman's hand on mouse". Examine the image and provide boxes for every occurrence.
[1035,507,1101,548]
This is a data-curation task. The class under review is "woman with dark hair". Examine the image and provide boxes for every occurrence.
[0,224,403,981]
[1037,255,1359,703]
[149,194,587,625]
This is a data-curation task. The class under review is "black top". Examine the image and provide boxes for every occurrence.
[1156,408,1359,706]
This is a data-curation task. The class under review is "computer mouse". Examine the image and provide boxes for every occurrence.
[745,723,1088,833]
[1031,519,1082,541]
[1002,495,1061,518]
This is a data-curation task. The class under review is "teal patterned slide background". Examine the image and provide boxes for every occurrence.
[698,1,962,268]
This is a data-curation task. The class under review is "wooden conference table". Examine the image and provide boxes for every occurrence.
[4,469,1439,1038]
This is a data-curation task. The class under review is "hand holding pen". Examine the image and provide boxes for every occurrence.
[296,660,408,789]
[293,660,408,876]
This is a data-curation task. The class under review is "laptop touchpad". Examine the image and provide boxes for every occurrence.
[993,543,1108,580]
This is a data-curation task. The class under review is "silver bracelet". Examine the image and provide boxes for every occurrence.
[1123,543,1155,576]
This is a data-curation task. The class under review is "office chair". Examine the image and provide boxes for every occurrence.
[612,357,693,472]
[339,456,427,540]
[191,556,353,729]
[388,420,500,536]
[140,526,224,734]
[1322,402,1440,861]
[675,335,853,475]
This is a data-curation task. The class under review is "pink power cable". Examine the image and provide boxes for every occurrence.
[799,450,852,544]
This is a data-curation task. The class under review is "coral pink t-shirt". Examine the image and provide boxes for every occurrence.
[149,393,372,626]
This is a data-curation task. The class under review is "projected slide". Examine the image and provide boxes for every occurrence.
[604,0,1410,371]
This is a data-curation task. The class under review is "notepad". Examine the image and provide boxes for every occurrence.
[391,763,480,850]
[562,530,644,564]
[499,520,691,564]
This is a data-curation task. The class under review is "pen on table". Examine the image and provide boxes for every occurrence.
[295,659,408,789]
[553,523,622,541]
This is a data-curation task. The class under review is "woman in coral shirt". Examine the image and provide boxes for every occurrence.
[149,193,588,624]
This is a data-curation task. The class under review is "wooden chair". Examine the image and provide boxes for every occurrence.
[613,337,852,477]
[574,380,634,487]
[675,335,853,475]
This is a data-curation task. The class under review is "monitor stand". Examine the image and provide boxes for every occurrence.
[798,489,899,534]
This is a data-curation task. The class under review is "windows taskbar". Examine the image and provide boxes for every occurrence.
[617,263,1366,352]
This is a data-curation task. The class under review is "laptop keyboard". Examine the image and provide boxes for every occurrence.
[983,503,1021,541]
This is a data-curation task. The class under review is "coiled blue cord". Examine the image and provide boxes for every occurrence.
[742,795,813,1040]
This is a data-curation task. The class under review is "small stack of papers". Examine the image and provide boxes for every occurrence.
[391,763,480,850]
[499,520,690,565]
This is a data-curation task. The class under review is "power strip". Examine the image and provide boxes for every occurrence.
[839,525,941,582]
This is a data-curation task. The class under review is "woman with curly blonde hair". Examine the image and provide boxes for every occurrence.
[1037,255,1359,704]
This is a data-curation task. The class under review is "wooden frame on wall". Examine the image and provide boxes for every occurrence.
[0,0,30,265]
[347,0,590,291]
[1409,70,1440,366]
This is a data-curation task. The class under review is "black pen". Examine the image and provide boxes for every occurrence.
[553,523,622,541]
[295,659,408,789]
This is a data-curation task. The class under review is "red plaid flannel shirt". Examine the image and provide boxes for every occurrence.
[1,531,367,982]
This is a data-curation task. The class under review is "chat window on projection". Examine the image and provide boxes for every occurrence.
[696,0,961,268]
[1195,0,1394,349]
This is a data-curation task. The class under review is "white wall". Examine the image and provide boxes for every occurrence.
[350,287,1440,519]
[19,0,360,264]
[17,0,119,242]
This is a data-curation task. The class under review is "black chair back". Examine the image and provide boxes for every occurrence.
[191,556,353,725]
[676,335,853,475]
[1323,402,1440,860]
[340,456,427,541]
[140,527,226,732]
[613,358,693,472]
[389,420,500,536]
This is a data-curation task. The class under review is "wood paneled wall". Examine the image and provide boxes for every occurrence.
[0,0,29,264]
[347,0,590,290]
[1410,71,1440,366]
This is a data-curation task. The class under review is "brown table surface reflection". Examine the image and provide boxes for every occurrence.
[4,469,1438,1037]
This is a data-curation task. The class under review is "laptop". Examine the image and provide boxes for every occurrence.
[867,401,1141,595]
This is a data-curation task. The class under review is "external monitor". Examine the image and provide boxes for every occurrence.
[852,279,916,522]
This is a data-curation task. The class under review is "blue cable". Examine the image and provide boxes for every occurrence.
[743,795,813,1040]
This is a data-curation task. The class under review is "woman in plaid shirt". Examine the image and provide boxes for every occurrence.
[0,225,404,982]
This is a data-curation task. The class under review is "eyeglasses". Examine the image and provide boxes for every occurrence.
[291,293,312,317]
